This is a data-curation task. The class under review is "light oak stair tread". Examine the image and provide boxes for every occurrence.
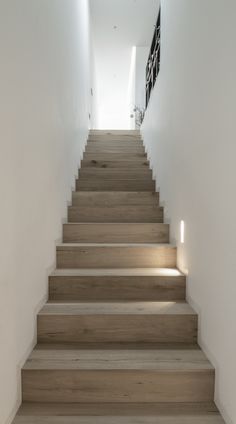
[51,268,184,277]
[39,301,195,316]
[14,401,221,417]
[23,347,213,371]
[13,416,225,424]
[57,243,175,248]
[64,223,167,227]
[35,343,199,350]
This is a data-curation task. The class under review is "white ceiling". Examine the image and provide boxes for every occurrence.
[90,0,160,48]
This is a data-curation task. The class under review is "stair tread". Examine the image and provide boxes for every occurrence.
[14,401,221,416]
[39,301,195,316]
[72,191,157,195]
[13,417,225,423]
[57,243,175,248]
[64,223,166,226]
[23,346,213,371]
[51,268,184,277]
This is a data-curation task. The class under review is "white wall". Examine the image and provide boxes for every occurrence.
[142,1,236,423]
[0,1,91,422]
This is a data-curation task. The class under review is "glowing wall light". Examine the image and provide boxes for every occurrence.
[180,220,185,244]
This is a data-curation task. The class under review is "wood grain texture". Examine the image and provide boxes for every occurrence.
[13,416,224,424]
[22,370,214,403]
[13,402,224,423]
[22,348,214,403]
[49,270,186,301]
[87,140,143,146]
[23,347,212,370]
[14,401,222,416]
[76,179,155,191]
[78,168,152,180]
[83,152,147,162]
[37,301,197,344]
[68,205,163,223]
[81,159,149,168]
[71,191,159,207]
[63,223,169,243]
[85,145,145,153]
[56,244,176,269]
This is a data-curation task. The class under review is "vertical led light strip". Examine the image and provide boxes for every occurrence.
[180,220,185,244]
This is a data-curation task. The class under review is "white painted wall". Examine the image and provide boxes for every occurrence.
[0,1,91,422]
[142,1,236,423]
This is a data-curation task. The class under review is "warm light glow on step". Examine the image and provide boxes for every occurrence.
[180,220,185,244]
[151,268,182,277]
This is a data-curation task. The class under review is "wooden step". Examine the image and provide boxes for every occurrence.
[63,223,169,243]
[90,129,141,136]
[89,130,141,140]
[49,268,186,301]
[76,179,155,192]
[81,159,149,168]
[14,401,223,421]
[83,153,147,163]
[87,140,143,146]
[56,244,176,269]
[13,414,225,424]
[85,145,145,154]
[68,205,163,223]
[37,301,197,344]
[72,192,159,207]
[22,347,214,403]
[78,168,152,180]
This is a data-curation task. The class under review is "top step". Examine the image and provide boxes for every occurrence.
[90,130,141,136]
[89,130,142,142]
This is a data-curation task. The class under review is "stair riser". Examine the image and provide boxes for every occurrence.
[49,275,186,301]
[85,146,145,153]
[56,246,176,269]
[78,170,152,180]
[68,207,163,223]
[88,134,142,140]
[85,149,145,156]
[22,370,214,403]
[76,180,155,191]
[87,141,143,146]
[83,153,147,162]
[89,135,141,141]
[37,315,197,344]
[90,130,140,135]
[72,192,159,207]
[81,160,149,169]
[63,224,169,243]
[88,133,142,142]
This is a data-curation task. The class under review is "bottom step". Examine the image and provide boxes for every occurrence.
[22,347,214,403]
[14,403,224,423]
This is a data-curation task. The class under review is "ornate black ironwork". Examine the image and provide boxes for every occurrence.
[146,9,161,108]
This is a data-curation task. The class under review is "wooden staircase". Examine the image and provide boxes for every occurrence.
[13,130,224,423]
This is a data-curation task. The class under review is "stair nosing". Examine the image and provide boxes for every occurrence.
[50,268,184,277]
